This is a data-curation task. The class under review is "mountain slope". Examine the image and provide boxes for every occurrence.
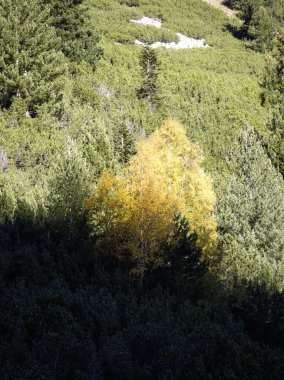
[87,0,268,189]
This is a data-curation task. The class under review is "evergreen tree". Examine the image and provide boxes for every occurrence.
[234,0,277,51]
[248,6,276,51]
[113,120,136,164]
[217,127,284,291]
[46,0,102,68]
[237,0,264,29]
[137,46,160,110]
[0,0,66,114]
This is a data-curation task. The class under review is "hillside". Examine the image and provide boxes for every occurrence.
[88,0,268,187]
[0,0,284,379]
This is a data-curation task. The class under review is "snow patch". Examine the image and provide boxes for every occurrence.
[132,16,208,50]
[135,33,208,50]
[135,39,146,46]
[131,16,162,29]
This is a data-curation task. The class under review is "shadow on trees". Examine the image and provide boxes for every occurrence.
[0,217,284,379]
[224,23,248,40]
[227,285,284,350]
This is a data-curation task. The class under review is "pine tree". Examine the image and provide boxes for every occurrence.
[46,0,102,68]
[0,0,66,114]
[217,127,284,291]
[235,0,278,51]
[137,46,160,110]
[237,0,264,28]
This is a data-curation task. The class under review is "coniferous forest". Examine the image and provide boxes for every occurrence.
[0,0,284,379]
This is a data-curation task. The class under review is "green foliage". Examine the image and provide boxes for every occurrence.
[248,6,276,51]
[262,28,284,174]
[113,120,136,164]
[0,0,66,114]
[137,46,161,109]
[47,144,91,238]
[87,0,268,189]
[46,0,103,68]
[216,127,284,291]
[229,0,283,51]
[237,0,264,26]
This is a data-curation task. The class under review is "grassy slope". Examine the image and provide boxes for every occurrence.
[87,0,269,190]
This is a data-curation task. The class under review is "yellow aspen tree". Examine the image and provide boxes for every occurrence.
[132,120,218,255]
[85,120,217,277]
[125,154,177,279]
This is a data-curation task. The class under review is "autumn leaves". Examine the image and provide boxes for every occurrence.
[85,120,217,278]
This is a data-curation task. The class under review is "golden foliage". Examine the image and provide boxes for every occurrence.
[85,170,131,249]
[85,120,217,275]
[128,119,217,254]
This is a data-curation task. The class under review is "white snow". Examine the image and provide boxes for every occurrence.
[135,39,146,46]
[135,33,208,50]
[131,17,162,29]
[131,16,208,50]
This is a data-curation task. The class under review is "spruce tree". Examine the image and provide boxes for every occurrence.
[137,46,160,110]
[217,127,284,291]
[0,0,66,115]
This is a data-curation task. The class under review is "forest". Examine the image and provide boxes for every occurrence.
[0,0,284,378]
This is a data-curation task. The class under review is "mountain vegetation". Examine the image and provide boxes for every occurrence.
[225,0,284,51]
[0,0,283,378]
